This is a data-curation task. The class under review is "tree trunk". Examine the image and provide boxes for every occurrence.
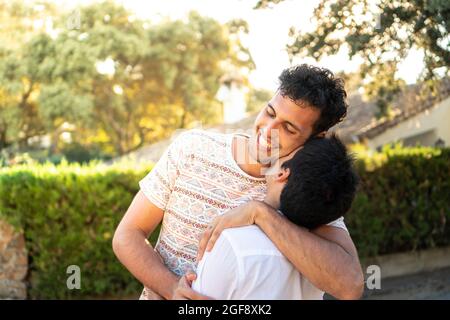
[179,106,187,129]
[0,125,7,150]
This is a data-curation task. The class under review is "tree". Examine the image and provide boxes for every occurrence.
[0,0,59,150]
[258,0,450,116]
[0,1,254,157]
[0,35,51,150]
[65,5,253,155]
[0,0,58,49]
[254,0,285,9]
[246,88,273,114]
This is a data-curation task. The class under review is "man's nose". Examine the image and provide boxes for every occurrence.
[262,120,281,142]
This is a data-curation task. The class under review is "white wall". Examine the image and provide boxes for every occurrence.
[367,96,450,149]
[217,84,247,124]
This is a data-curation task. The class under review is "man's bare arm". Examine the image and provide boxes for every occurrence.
[112,191,179,299]
[254,202,364,300]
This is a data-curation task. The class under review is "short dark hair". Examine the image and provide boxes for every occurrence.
[278,64,348,135]
[279,135,358,230]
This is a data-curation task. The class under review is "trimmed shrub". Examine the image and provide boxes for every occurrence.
[0,161,156,299]
[0,146,449,298]
[348,146,450,259]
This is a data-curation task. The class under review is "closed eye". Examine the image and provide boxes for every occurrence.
[266,106,275,118]
[285,125,296,134]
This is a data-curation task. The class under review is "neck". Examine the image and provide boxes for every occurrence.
[263,193,279,210]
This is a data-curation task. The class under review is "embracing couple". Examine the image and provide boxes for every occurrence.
[112,64,364,300]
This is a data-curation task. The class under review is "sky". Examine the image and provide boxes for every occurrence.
[58,0,424,90]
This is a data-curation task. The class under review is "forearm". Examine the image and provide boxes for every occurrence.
[254,203,363,299]
[112,227,178,299]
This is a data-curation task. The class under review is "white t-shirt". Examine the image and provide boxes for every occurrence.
[192,224,341,300]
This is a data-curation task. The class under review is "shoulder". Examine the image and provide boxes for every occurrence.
[326,216,348,233]
[221,226,283,258]
[170,129,229,154]
[175,129,228,144]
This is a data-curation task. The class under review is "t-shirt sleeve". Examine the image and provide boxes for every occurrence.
[326,216,348,233]
[138,132,187,210]
[192,234,239,300]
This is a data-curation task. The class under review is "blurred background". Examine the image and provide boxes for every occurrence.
[0,0,449,299]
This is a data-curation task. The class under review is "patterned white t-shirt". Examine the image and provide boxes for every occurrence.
[138,129,347,299]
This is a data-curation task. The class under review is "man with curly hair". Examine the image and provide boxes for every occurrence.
[113,64,365,300]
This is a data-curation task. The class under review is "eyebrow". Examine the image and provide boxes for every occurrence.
[267,103,304,133]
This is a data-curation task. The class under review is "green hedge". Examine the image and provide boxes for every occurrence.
[0,146,449,299]
[0,161,157,299]
[348,145,450,259]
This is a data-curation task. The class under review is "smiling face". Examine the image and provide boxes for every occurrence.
[248,91,321,168]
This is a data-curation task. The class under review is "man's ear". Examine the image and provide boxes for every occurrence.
[276,167,290,183]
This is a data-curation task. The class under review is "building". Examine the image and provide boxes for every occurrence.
[355,79,450,149]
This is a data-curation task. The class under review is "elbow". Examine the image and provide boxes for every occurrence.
[338,268,365,300]
[112,227,125,258]
[340,281,364,300]
[112,225,145,259]
[112,230,120,257]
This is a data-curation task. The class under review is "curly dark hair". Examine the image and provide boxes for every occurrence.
[279,134,358,230]
[278,64,348,136]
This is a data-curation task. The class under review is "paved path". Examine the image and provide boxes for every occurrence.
[362,267,450,299]
[324,267,450,300]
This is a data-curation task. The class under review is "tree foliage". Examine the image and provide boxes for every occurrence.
[263,0,449,116]
[0,0,254,158]
[246,88,273,114]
